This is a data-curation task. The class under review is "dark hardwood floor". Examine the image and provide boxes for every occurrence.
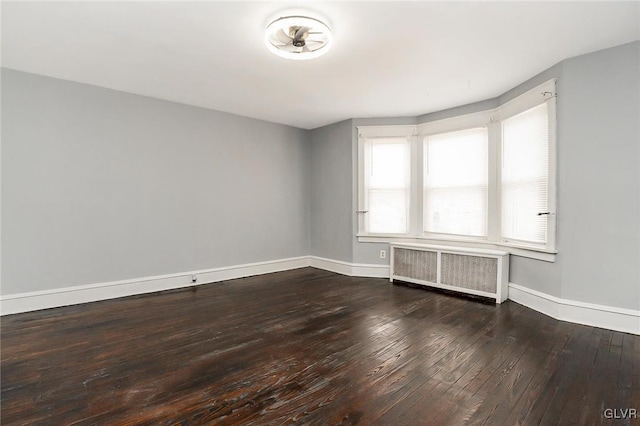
[1,267,638,425]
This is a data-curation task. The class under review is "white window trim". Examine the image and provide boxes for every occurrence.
[357,124,416,139]
[417,109,495,136]
[357,79,558,262]
[356,234,557,262]
[360,136,411,234]
[497,79,557,251]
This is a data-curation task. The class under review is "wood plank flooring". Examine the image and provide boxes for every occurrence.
[1,267,638,425]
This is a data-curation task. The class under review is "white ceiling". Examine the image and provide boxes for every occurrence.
[2,1,639,129]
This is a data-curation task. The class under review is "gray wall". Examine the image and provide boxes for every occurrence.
[556,42,639,308]
[498,42,640,309]
[309,120,353,262]
[308,116,417,265]
[309,41,640,311]
[3,41,639,311]
[417,98,499,123]
[2,69,310,295]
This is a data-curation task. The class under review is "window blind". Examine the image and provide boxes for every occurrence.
[501,103,549,244]
[365,138,410,234]
[423,127,488,237]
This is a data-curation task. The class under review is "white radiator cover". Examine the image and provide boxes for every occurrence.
[390,243,510,303]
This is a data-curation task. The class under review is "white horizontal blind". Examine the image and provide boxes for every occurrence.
[423,127,488,237]
[364,138,410,234]
[502,103,549,244]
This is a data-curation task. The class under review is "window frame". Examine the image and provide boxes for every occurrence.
[496,81,557,253]
[357,79,557,262]
[357,125,416,237]
[421,118,492,241]
[362,136,412,235]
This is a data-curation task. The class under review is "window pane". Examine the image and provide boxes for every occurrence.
[424,187,487,236]
[369,189,408,233]
[365,138,409,234]
[369,140,409,189]
[502,103,549,244]
[424,128,488,237]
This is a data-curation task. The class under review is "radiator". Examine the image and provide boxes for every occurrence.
[390,243,509,303]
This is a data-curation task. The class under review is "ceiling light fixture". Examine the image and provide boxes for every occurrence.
[265,15,332,60]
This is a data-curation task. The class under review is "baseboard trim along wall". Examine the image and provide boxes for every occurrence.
[2,257,638,335]
[0,256,311,316]
[308,256,390,278]
[508,283,640,335]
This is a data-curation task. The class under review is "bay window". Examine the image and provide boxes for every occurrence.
[357,79,557,260]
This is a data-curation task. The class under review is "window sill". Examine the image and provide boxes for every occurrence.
[356,234,557,262]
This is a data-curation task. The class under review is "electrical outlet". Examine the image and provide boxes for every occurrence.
[190,274,197,283]
[379,250,386,259]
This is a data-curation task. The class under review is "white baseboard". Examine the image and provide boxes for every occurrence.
[0,256,311,316]
[3,256,636,336]
[309,256,390,278]
[508,283,640,335]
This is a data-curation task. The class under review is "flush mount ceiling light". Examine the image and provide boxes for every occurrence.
[265,15,332,60]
